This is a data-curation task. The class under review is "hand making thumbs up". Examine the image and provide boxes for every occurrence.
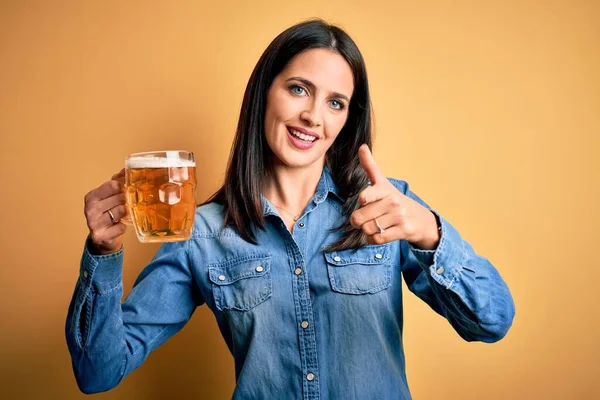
[350,144,441,250]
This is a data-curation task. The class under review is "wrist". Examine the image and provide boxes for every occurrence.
[411,211,441,250]
[87,236,123,256]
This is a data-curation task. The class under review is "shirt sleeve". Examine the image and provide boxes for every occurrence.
[65,237,203,394]
[389,178,516,343]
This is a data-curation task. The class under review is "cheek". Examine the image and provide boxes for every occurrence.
[326,113,349,139]
[270,91,305,122]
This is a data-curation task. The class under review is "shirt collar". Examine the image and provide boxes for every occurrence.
[262,166,342,216]
[314,165,341,204]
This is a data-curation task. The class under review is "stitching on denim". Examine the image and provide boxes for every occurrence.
[208,266,270,285]
[446,240,469,289]
[94,282,123,295]
[88,249,124,262]
[214,273,273,311]
[328,263,392,294]
[192,230,241,239]
[82,290,94,349]
[226,284,272,311]
[74,290,85,348]
[208,253,271,269]
[446,280,480,327]
[323,244,390,265]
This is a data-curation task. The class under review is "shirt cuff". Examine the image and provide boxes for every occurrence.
[409,211,466,290]
[79,237,124,294]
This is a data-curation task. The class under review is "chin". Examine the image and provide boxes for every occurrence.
[272,150,325,170]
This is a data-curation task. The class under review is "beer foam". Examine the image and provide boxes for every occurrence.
[126,156,196,169]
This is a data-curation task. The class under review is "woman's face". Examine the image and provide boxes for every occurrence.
[264,48,354,169]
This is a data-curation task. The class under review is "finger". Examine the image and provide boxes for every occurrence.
[102,205,128,227]
[365,226,406,245]
[361,213,399,236]
[85,192,126,228]
[350,196,394,229]
[358,144,385,186]
[90,222,127,247]
[85,180,125,204]
[97,192,127,215]
[358,184,391,207]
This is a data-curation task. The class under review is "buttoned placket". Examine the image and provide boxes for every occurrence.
[276,200,321,400]
[261,171,338,400]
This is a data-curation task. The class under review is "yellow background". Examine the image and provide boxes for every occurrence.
[1,0,598,399]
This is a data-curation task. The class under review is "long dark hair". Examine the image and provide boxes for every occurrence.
[205,19,373,251]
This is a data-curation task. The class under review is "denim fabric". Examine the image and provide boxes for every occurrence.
[66,167,515,399]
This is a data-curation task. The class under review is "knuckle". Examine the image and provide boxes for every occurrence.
[86,215,98,229]
[116,223,127,235]
[358,194,368,205]
[84,210,97,227]
[390,196,402,208]
[362,223,375,236]
[361,226,370,236]
[115,205,127,217]
[84,191,96,205]
[84,201,96,214]
[397,206,408,217]
[90,231,102,244]
[350,213,362,228]
[404,222,415,237]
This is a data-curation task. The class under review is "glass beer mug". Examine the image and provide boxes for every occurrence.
[124,151,197,243]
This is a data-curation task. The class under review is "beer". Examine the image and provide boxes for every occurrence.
[125,151,196,243]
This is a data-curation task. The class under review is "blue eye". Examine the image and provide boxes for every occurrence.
[328,99,345,110]
[289,85,306,95]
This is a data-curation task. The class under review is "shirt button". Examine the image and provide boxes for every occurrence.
[306,373,315,381]
[301,321,309,329]
[83,271,88,279]
[255,265,264,273]
[294,268,302,275]
[375,253,383,259]
[298,222,305,228]
[218,275,226,281]
[436,266,445,275]
[333,256,341,262]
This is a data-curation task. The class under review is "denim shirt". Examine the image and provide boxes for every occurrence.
[66,167,515,399]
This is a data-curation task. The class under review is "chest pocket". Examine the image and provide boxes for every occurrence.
[208,254,272,311]
[324,244,391,294]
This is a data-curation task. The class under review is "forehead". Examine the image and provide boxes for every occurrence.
[278,48,354,97]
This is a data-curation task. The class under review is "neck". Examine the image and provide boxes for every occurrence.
[264,161,325,216]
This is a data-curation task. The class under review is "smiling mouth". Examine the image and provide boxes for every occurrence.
[288,128,317,142]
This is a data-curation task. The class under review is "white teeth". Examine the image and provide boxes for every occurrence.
[290,129,316,142]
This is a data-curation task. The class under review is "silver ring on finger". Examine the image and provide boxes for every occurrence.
[375,218,385,234]
[107,208,118,224]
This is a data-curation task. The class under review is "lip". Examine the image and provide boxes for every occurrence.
[286,126,319,150]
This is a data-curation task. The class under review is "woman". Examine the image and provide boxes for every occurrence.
[66,19,515,399]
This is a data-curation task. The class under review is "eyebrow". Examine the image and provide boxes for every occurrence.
[285,76,350,102]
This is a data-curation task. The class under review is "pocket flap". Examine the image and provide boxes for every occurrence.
[324,244,389,266]
[208,255,271,286]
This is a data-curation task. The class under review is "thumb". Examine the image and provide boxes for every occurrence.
[358,144,384,185]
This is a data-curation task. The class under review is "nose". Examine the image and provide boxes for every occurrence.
[300,100,323,127]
